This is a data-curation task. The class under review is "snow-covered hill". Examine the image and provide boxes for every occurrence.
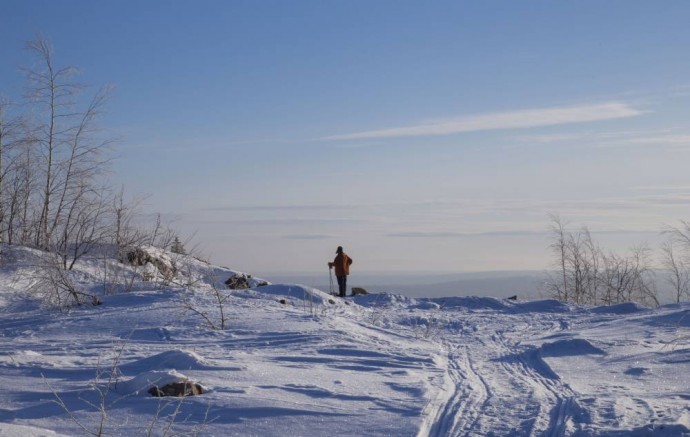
[0,246,688,436]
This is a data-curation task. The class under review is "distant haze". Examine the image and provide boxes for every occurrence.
[265,271,551,300]
[263,270,680,305]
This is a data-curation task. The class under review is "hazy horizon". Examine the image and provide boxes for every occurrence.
[260,269,679,305]
[261,269,544,300]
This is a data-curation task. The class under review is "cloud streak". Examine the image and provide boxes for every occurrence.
[387,230,547,238]
[520,130,690,149]
[282,234,332,240]
[321,102,643,141]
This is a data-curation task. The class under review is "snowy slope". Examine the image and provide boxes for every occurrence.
[0,246,688,436]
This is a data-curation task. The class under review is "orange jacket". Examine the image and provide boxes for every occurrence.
[330,252,353,276]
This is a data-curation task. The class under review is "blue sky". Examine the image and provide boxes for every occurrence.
[2,1,690,275]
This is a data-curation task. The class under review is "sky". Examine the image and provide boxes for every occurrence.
[2,1,690,276]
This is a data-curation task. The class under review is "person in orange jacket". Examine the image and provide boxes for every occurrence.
[328,246,353,297]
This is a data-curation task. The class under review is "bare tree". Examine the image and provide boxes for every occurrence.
[5,145,39,245]
[57,187,111,270]
[660,239,690,303]
[630,245,658,307]
[145,212,178,251]
[0,96,41,249]
[49,85,112,255]
[566,229,590,304]
[23,35,113,256]
[110,187,154,259]
[0,97,27,248]
[581,228,602,304]
[546,215,658,306]
[599,251,626,305]
[547,214,570,301]
[665,220,690,248]
[23,36,80,249]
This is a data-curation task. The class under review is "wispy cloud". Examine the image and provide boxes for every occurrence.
[283,234,332,240]
[387,231,465,238]
[623,134,690,146]
[633,185,690,192]
[667,84,690,97]
[321,102,643,141]
[517,129,690,149]
[387,230,546,238]
[202,204,349,212]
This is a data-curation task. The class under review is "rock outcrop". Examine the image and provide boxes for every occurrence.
[125,247,177,281]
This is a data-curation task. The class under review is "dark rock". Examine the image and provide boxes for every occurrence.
[351,287,368,296]
[125,247,177,281]
[225,273,251,289]
[126,248,150,266]
[148,381,204,397]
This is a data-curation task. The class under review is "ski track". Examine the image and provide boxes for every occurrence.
[494,330,576,437]
[425,344,491,437]
[422,311,579,437]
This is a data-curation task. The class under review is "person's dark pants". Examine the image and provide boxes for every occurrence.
[337,275,347,297]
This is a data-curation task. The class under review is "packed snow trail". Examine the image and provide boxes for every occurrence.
[423,344,490,436]
[411,298,690,436]
[416,302,584,436]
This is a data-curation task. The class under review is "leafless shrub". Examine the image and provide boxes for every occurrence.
[44,341,126,436]
[662,224,690,303]
[182,279,229,330]
[46,342,212,437]
[29,251,100,311]
[146,396,213,437]
[546,215,658,306]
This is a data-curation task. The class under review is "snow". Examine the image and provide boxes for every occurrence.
[0,245,688,436]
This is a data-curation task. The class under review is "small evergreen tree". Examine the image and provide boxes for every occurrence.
[171,236,186,255]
